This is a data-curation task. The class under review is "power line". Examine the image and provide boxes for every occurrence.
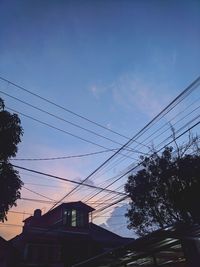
[11,149,116,161]
[23,186,56,202]
[136,96,200,151]
[143,103,200,151]
[6,107,114,151]
[12,164,127,196]
[24,182,69,188]
[152,113,200,151]
[6,107,137,161]
[18,197,122,206]
[89,185,125,206]
[93,196,128,217]
[0,75,146,145]
[8,210,32,216]
[20,197,54,205]
[1,91,148,155]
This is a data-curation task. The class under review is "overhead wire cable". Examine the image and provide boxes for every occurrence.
[0,91,148,155]
[156,114,200,149]
[139,102,200,152]
[6,107,115,151]
[8,211,32,216]
[11,149,116,161]
[18,197,122,206]
[89,184,125,205]
[20,197,55,205]
[11,164,127,196]
[81,176,127,203]
[23,186,56,202]
[6,107,137,161]
[24,182,70,188]
[0,75,150,149]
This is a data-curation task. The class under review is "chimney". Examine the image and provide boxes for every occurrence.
[34,209,42,218]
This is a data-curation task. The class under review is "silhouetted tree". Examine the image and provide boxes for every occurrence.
[0,98,23,222]
[125,136,200,236]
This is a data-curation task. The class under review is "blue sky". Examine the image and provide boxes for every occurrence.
[0,0,200,239]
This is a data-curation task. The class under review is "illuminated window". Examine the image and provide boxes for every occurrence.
[63,209,86,227]
[71,209,77,227]
[63,210,71,226]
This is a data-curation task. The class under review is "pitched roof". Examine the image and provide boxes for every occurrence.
[23,201,95,223]
[59,201,95,212]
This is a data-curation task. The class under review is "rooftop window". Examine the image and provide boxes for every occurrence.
[63,209,87,228]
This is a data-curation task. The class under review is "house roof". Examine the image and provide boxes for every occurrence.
[23,201,95,223]
[59,201,95,212]
[12,223,133,247]
[89,223,132,243]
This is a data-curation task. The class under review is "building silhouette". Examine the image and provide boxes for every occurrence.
[9,201,131,267]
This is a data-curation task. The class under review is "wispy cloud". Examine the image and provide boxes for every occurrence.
[112,73,172,117]
[89,85,100,99]
[89,84,107,99]
[89,72,173,118]
[99,204,137,238]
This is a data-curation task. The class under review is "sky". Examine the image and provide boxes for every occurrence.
[0,0,200,239]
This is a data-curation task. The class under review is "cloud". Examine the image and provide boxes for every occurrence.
[100,204,137,238]
[89,85,100,99]
[112,74,171,117]
[88,73,173,118]
[89,83,111,99]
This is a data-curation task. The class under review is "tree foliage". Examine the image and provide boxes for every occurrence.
[0,98,23,222]
[125,138,200,236]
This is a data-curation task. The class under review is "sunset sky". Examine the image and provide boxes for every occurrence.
[0,0,200,239]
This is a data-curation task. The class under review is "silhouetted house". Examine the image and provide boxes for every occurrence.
[0,236,18,267]
[11,201,131,267]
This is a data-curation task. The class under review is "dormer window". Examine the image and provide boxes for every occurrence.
[63,209,86,228]
[63,210,71,227]
[71,209,77,227]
